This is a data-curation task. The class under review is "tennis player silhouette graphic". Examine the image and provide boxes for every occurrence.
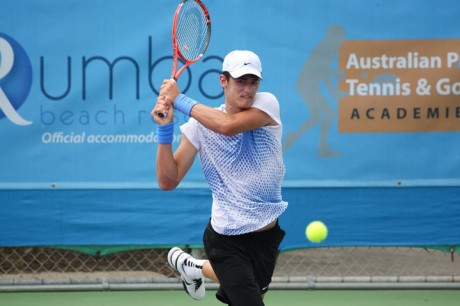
[284,24,347,157]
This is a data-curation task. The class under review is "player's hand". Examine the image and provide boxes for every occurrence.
[151,95,173,123]
[159,79,180,106]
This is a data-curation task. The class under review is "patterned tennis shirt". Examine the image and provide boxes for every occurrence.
[180,92,288,235]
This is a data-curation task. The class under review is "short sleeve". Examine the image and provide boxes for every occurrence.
[251,92,281,126]
[180,118,200,150]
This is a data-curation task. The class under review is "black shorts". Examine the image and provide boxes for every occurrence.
[203,221,285,306]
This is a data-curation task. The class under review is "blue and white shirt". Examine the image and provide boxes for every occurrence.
[180,92,288,235]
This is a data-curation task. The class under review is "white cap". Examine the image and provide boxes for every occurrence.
[222,50,262,79]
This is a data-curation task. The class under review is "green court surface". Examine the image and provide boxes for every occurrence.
[1,290,459,306]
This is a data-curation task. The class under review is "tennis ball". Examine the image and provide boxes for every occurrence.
[306,221,328,243]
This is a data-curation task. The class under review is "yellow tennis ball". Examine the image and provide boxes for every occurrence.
[306,221,328,243]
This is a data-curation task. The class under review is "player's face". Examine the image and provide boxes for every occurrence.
[222,74,260,113]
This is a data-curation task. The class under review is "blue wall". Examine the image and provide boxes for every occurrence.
[1,0,459,249]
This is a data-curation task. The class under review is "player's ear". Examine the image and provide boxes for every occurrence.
[219,74,228,87]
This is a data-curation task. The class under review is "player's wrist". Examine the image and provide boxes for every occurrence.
[173,94,198,116]
[156,122,174,144]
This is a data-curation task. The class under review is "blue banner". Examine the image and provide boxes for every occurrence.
[1,0,459,249]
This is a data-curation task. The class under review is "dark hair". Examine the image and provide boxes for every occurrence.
[222,71,231,80]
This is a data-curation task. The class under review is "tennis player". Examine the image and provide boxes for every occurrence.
[152,50,288,306]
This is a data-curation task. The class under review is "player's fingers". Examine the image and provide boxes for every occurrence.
[152,106,170,120]
[159,83,173,96]
[152,96,166,115]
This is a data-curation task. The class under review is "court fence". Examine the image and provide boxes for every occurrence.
[1,246,459,291]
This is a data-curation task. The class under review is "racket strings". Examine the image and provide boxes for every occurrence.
[176,1,210,61]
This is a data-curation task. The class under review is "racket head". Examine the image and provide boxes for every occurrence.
[171,0,211,79]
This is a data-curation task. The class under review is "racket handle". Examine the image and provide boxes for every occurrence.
[156,78,177,118]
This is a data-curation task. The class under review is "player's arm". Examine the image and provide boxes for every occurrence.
[156,134,197,191]
[158,79,275,136]
[152,95,197,191]
[189,104,274,137]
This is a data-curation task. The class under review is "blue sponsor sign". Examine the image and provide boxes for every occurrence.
[0,0,459,248]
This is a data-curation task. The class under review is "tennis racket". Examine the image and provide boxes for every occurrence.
[157,0,211,118]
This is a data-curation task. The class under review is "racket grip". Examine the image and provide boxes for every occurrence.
[155,78,177,118]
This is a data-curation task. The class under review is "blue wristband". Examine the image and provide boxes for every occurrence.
[174,94,198,115]
[156,122,174,144]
